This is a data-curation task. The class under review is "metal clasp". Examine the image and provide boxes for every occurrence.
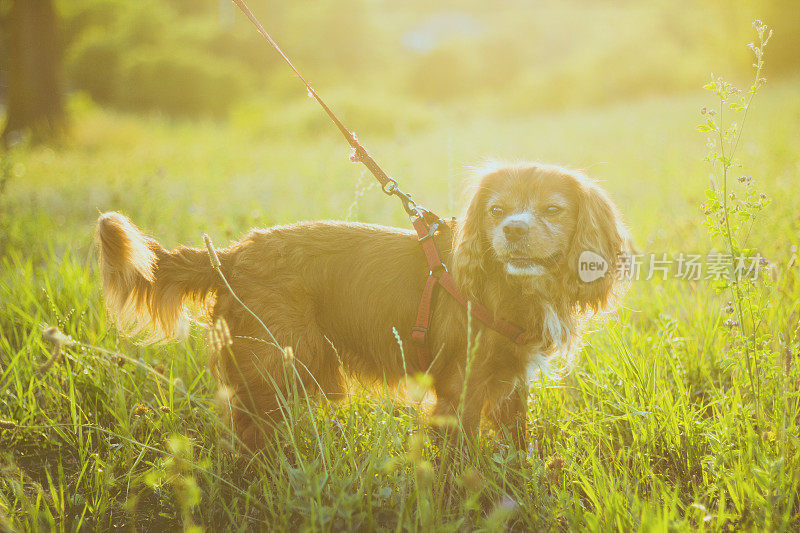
[418,219,444,242]
[381,179,398,195]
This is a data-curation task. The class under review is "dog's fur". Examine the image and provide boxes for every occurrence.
[96,162,629,450]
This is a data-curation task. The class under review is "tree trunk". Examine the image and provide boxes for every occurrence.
[1,0,64,146]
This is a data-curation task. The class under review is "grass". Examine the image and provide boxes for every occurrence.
[2,76,800,530]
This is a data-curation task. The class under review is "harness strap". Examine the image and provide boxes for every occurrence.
[409,216,527,369]
[410,273,440,365]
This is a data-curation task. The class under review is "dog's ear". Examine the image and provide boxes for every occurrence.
[565,174,630,312]
[452,178,491,298]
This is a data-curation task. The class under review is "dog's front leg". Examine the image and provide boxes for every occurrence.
[488,385,529,450]
[431,377,485,448]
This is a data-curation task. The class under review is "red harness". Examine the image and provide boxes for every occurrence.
[407,209,527,369]
[231,0,528,368]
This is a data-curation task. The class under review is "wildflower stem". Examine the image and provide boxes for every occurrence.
[706,21,771,422]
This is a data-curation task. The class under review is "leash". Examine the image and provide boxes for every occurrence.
[230,0,527,368]
[230,0,420,218]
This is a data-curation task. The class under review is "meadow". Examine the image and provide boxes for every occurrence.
[2,57,800,532]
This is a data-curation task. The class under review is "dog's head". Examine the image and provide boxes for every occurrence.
[453,162,630,312]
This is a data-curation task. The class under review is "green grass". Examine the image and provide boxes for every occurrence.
[2,78,800,531]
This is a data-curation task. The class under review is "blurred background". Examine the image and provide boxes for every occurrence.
[0,0,799,257]
[1,0,799,144]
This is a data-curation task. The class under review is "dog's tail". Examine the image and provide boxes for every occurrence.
[95,212,221,341]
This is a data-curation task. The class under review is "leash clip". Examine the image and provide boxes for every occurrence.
[389,187,425,219]
[381,179,398,195]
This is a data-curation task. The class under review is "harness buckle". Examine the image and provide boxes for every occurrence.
[410,326,428,345]
[418,219,443,242]
[429,263,448,276]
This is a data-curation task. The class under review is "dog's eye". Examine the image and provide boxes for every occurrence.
[489,205,505,218]
[545,205,563,215]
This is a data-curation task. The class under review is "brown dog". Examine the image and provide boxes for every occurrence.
[96,162,629,451]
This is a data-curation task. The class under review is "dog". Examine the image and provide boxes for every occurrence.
[96,161,629,451]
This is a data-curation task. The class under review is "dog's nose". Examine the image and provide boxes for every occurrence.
[502,220,529,242]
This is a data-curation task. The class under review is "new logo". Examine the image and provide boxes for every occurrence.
[578,250,608,282]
